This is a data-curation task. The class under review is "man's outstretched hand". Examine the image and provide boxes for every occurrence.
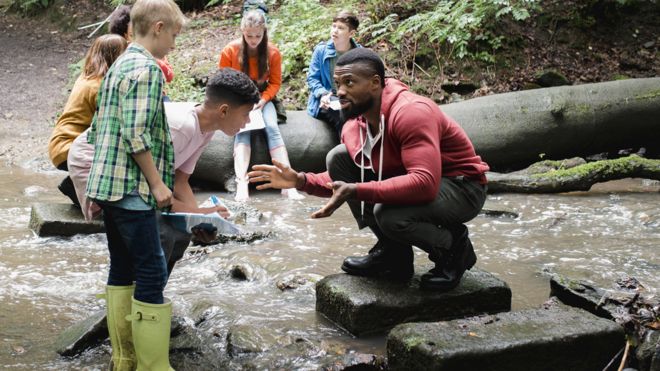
[248,159,300,190]
[311,181,357,219]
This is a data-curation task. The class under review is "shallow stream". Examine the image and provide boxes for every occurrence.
[0,159,658,369]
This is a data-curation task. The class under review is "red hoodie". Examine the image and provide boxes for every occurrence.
[300,78,489,205]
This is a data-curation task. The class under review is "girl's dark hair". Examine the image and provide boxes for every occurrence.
[240,10,269,81]
[108,5,132,38]
[207,69,260,106]
[83,34,127,79]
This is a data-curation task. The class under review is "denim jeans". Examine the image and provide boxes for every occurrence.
[101,204,168,304]
[326,144,487,256]
[234,101,284,150]
[157,213,192,276]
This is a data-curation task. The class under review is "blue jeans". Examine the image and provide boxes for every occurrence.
[101,204,168,304]
[234,101,284,150]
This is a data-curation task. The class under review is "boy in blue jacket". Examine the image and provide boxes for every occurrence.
[306,11,360,139]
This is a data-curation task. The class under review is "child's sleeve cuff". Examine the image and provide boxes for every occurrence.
[124,133,152,154]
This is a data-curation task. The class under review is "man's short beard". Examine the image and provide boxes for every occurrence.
[340,96,374,121]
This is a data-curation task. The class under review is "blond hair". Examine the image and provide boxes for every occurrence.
[130,0,186,38]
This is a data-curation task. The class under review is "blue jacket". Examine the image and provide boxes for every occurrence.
[306,39,360,118]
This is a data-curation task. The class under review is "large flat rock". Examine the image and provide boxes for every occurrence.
[387,306,624,371]
[54,309,107,356]
[316,269,511,336]
[29,203,104,237]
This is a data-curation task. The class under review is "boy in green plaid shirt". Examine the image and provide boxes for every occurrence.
[85,0,185,369]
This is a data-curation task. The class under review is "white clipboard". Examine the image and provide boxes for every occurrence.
[239,109,266,133]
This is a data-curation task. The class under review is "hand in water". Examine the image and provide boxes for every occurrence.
[311,181,356,219]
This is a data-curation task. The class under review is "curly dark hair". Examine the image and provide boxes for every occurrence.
[206,69,260,106]
[108,5,131,38]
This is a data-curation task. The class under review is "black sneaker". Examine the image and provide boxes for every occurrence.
[58,176,81,208]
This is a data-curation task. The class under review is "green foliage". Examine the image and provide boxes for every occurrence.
[270,0,337,80]
[205,0,231,7]
[269,0,346,106]
[363,0,539,66]
[166,74,205,102]
[8,0,52,14]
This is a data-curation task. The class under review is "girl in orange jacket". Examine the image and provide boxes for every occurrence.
[219,10,302,201]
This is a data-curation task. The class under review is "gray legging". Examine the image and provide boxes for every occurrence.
[326,144,487,257]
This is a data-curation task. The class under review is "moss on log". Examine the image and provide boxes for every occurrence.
[487,155,660,193]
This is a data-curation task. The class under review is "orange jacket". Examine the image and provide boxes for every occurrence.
[218,39,282,102]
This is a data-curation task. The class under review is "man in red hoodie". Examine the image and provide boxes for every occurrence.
[248,48,489,291]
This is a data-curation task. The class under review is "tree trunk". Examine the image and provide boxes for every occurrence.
[487,155,660,193]
[192,78,660,190]
[442,77,660,171]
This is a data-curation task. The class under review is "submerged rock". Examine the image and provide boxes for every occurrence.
[316,269,511,336]
[637,329,660,371]
[29,203,103,237]
[227,334,387,370]
[225,324,293,357]
[387,305,624,371]
[551,274,660,371]
[169,316,225,369]
[229,264,255,281]
[276,273,322,291]
[54,309,107,356]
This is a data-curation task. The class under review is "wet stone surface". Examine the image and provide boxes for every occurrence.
[387,305,624,371]
[316,269,512,336]
[29,203,104,237]
[54,309,107,356]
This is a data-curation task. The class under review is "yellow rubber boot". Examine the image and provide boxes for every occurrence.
[126,298,174,371]
[104,285,136,371]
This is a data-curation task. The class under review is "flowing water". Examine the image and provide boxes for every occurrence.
[0,157,658,369]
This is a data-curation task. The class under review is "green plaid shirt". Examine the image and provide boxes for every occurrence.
[86,43,174,209]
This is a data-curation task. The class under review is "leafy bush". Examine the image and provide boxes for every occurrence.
[8,0,52,14]
[269,0,338,80]
[269,0,348,106]
[363,0,539,66]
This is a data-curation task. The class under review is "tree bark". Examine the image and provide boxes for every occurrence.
[442,77,660,171]
[192,78,660,190]
[487,155,660,193]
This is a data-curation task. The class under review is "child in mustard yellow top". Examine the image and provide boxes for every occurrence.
[48,34,126,205]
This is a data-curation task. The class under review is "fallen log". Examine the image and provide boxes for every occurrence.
[192,78,660,190]
[487,155,660,193]
[442,77,660,171]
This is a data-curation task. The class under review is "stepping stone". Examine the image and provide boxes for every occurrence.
[387,306,624,371]
[29,203,104,237]
[316,269,511,336]
[55,309,107,356]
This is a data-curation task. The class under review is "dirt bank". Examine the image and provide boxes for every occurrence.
[0,8,102,168]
